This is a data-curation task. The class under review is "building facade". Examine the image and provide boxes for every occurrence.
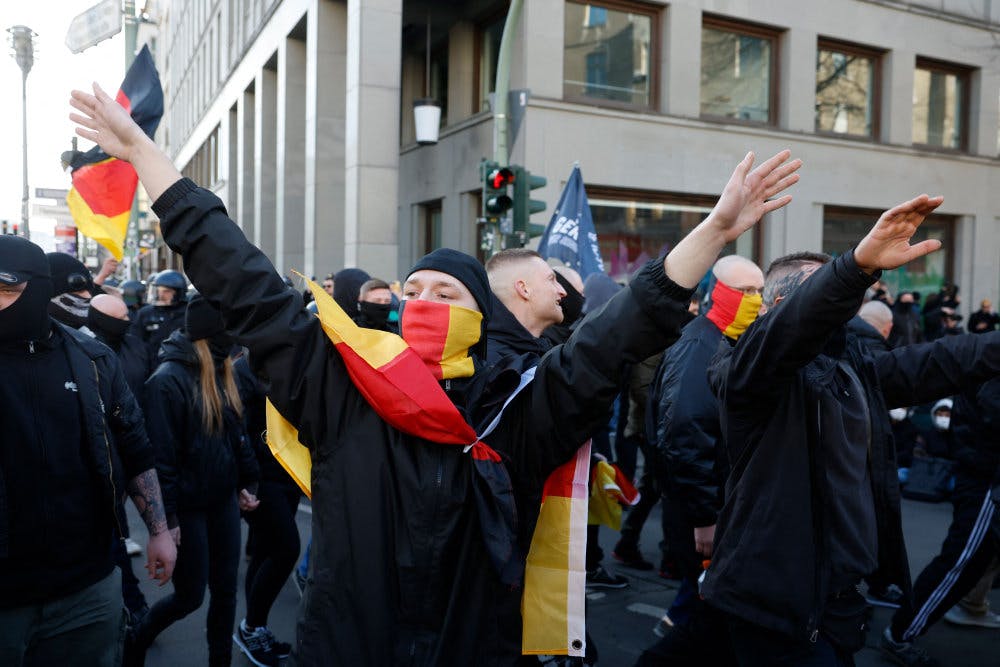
[156,0,1000,310]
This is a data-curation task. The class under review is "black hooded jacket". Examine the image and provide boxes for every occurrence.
[702,252,1000,641]
[143,330,259,517]
[485,295,552,367]
[950,376,1000,484]
[131,302,186,360]
[152,178,694,666]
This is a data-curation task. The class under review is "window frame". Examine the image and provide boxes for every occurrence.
[473,7,508,114]
[561,0,662,113]
[699,14,782,127]
[912,56,972,153]
[814,37,884,142]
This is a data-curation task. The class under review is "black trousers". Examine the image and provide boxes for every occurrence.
[890,475,999,642]
[244,481,301,628]
[133,494,241,667]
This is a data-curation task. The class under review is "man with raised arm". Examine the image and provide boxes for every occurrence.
[71,82,799,666]
[702,197,1000,666]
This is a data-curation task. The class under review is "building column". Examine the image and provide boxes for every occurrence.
[344,0,402,278]
[254,65,278,261]
[882,49,915,146]
[277,35,308,275]
[305,0,347,280]
[780,28,817,132]
[519,0,562,99]
[661,3,701,117]
[226,105,238,216]
[236,87,256,240]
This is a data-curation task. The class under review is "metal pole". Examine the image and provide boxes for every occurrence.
[492,0,523,168]
[20,69,30,240]
[124,0,140,277]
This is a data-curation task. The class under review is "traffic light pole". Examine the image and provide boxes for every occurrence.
[492,0,523,168]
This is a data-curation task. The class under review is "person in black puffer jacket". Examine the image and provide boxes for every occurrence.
[128,295,259,667]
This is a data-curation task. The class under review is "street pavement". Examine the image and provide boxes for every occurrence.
[127,495,1000,666]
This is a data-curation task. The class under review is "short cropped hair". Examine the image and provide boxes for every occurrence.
[359,278,391,300]
[484,248,543,275]
[762,251,832,308]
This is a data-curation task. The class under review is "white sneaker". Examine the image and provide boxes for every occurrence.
[125,538,143,557]
[943,605,1000,629]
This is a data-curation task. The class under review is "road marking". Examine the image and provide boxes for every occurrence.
[626,602,667,619]
[298,503,312,515]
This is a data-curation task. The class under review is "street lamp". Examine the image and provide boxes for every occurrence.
[8,25,36,241]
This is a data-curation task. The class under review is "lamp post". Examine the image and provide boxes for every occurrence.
[8,25,36,241]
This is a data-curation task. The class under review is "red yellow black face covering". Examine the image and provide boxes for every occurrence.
[399,299,483,380]
[705,280,763,339]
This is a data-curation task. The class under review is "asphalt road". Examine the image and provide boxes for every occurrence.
[127,495,1000,666]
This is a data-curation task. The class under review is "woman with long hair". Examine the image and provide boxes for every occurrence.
[127,295,259,667]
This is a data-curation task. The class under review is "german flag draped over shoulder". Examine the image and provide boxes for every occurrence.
[266,277,591,657]
[66,45,163,260]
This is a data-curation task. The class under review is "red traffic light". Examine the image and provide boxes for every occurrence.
[487,167,515,190]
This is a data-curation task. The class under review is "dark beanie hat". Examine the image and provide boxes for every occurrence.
[407,248,493,321]
[185,294,225,341]
[46,252,94,296]
[332,268,371,313]
[0,236,49,284]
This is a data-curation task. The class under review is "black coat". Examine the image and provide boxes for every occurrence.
[153,178,694,666]
[950,376,1000,484]
[703,252,1000,641]
[888,302,923,348]
[486,295,552,367]
[130,302,186,360]
[143,330,259,517]
[650,315,729,527]
[234,355,299,489]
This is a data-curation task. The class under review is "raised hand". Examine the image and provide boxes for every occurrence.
[69,83,149,163]
[854,195,944,273]
[711,150,802,243]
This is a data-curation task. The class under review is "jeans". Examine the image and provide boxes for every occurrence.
[0,568,124,667]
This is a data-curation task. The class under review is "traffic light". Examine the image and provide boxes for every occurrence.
[1,220,7,235]
[481,160,515,221]
[512,166,547,240]
[11,222,19,236]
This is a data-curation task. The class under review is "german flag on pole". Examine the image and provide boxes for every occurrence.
[66,44,163,260]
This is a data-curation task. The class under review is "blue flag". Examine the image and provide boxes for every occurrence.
[537,166,605,280]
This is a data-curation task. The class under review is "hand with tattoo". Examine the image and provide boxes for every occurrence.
[128,469,177,585]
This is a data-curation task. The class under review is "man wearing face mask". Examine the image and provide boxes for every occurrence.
[354,278,396,333]
[47,251,100,330]
[89,294,153,396]
[70,80,803,664]
[0,235,176,667]
[635,255,763,665]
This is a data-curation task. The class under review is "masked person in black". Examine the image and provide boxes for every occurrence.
[71,82,801,665]
[47,251,98,329]
[354,278,396,332]
[131,269,188,360]
[128,295,260,667]
[0,236,175,667]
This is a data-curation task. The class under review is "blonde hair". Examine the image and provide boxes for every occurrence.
[192,339,243,434]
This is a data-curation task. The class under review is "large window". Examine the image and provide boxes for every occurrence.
[912,58,969,150]
[815,39,880,139]
[563,1,656,109]
[701,17,779,124]
[588,187,759,282]
[420,200,443,256]
[823,207,954,295]
[475,13,504,112]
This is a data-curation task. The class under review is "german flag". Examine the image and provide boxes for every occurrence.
[66,44,163,260]
[705,279,763,339]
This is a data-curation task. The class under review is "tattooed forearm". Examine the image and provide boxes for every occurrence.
[127,469,169,536]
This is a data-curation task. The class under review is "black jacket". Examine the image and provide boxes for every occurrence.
[0,322,154,605]
[153,178,694,666]
[703,252,1000,641]
[847,316,890,354]
[130,302,186,359]
[143,330,259,517]
[95,330,153,398]
[888,302,923,348]
[651,315,729,528]
[486,296,552,367]
[950,377,1000,484]
[234,355,299,489]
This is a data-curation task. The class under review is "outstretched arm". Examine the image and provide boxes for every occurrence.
[664,150,801,288]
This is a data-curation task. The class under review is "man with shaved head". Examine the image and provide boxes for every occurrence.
[88,293,153,396]
[636,254,763,664]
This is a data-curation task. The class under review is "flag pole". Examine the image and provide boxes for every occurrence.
[124,0,140,279]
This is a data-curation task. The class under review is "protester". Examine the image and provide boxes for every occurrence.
[701,194,1000,666]
[121,279,146,320]
[128,295,260,667]
[967,298,999,334]
[321,274,334,296]
[0,235,175,667]
[354,278,396,332]
[888,291,923,348]
[855,300,893,350]
[884,375,1000,665]
[47,251,99,329]
[131,269,188,359]
[331,267,371,314]
[71,80,800,663]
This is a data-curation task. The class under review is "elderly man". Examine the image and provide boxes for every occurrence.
[71,81,800,665]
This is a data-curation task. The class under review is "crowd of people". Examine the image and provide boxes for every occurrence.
[2,80,1000,667]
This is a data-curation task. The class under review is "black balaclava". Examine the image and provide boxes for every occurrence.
[0,236,54,344]
[49,293,91,329]
[46,252,94,297]
[357,301,392,329]
[87,307,131,348]
[407,248,493,360]
[554,272,585,327]
[333,268,372,314]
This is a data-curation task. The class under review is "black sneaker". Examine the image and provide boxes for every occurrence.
[260,626,291,659]
[586,565,629,589]
[880,627,940,666]
[233,619,281,667]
